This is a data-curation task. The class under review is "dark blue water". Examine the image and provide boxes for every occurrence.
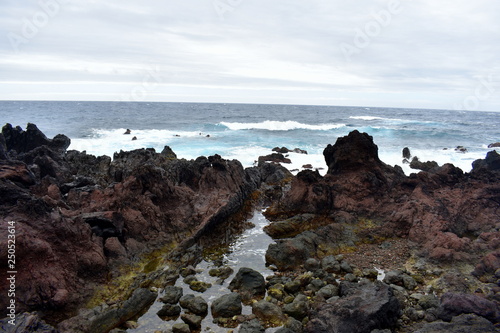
[1,101,499,173]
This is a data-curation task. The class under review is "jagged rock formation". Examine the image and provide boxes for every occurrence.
[0,123,287,323]
[264,130,500,331]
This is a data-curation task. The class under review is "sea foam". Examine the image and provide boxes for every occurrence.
[220,120,346,131]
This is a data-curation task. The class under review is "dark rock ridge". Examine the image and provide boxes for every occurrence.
[258,153,292,164]
[0,123,287,325]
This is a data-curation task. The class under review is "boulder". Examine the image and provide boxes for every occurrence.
[265,231,317,271]
[228,268,266,302]
[437,292,500,323]
[321,255,341,273]
[159,286,183,305]
[323,130,383,175]
[258,153,292,164]
[179,295,208,316]
[211,292,242,318]
[488,142,500,148]
[402,147,411,159]
[252,300,286,326]
[273,147,290,154]
[181,313,203,330]
[157,304,181,318]
[410,157,439,171]
[305,281,401,333]
[172,323,190,333]
[472,150,500,174]
[283,294,310,320]
[304,258,321,271]
[238,319,265,333]
[415,313,498,333]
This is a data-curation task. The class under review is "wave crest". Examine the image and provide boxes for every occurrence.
[220,120,345,131]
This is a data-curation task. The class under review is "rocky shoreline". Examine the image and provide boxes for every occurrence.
[1,124,499,332]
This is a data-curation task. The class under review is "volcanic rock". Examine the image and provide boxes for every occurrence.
[58,288,156,333]
[211,292,242,318]
[252,300,286,326]
[159,286,183,305]
[2,123,70,155]
[265,131,500,271]
[258,153,292,164]
[305,281,401,333]
[229,268,266,302]
[179,295,208,316]
[402,147,411,159]
[0,312,58,333]
[415,313,498,333]
[0,123,267,325]
[437,292,500,323]
[410,157,439,171]
[238,319,265,333]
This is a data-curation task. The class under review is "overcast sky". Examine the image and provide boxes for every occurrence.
[1,0,499,111]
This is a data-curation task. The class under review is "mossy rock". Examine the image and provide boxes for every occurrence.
[189,281,212,292]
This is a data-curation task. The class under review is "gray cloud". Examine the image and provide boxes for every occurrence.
[0,0,499,110]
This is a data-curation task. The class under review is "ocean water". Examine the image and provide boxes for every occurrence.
[1,101,499,175]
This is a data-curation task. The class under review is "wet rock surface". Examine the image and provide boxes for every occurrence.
[229,267,267,302]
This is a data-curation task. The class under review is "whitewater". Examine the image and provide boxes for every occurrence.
[0,101,498,175]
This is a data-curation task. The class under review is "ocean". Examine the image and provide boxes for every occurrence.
[1,101,499,175]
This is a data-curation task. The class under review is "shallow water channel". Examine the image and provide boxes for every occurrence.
[128,209,279,333]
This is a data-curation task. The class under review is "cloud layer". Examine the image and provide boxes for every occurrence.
[1,0,499,110]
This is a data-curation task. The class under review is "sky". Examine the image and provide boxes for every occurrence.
[1,0,499,111]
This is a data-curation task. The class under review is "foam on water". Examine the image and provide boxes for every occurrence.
[220,120,346,131]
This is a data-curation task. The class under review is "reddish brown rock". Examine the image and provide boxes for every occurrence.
[0,123,268,322]
[266,130,500,270]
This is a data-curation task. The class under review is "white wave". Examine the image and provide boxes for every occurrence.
[350,116,404,122]
[69,128,213,158]
[350,116,385,121]
[379,147,485,175]
[220,120,345,131]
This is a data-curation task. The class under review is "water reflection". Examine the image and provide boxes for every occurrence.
[128,209,277,333]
